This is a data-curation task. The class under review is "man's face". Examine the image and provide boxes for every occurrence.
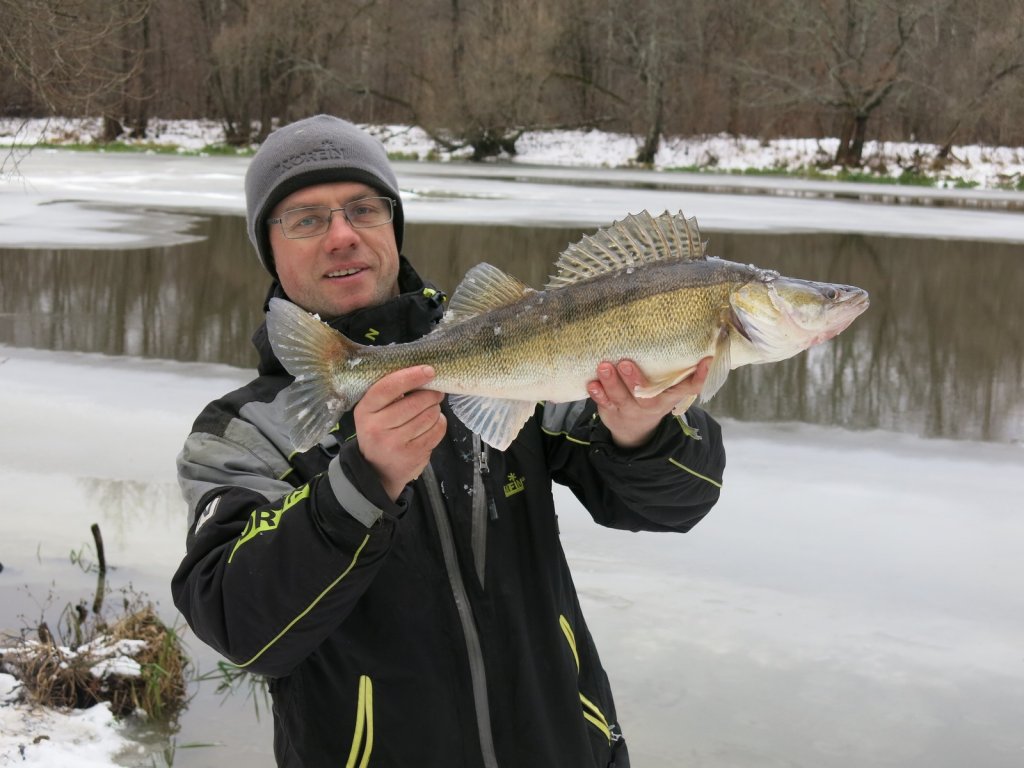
[268,181,400,319]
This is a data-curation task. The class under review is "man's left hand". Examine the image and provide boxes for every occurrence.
[587,357,713,449]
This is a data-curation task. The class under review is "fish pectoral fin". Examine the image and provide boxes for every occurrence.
[448,395,537,451]
[699,331,733,403]
[632,365,699,398]
[444,263,535,324]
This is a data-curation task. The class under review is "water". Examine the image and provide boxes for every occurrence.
[1,216,1022,443]
[2,215,1023,768]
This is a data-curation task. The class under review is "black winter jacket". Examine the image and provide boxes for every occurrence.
[172,257,726,768]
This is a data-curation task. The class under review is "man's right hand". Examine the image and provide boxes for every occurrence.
[353,365,446,501]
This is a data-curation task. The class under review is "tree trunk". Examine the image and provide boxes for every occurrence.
[834,115,854,166]
[101,115,124,143]
[833,112,869,167]
[636,57,664,165]
[848,112,868,166]
[129,9,151,139]
[636,107,663,165]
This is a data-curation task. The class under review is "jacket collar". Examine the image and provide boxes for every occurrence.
[253,255,446,375]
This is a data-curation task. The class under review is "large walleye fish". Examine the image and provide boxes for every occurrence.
[267,211,869,451]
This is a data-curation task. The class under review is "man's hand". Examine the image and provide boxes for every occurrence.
[586,357,713,449]
[354,365,447,501]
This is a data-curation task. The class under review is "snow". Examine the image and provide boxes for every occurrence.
[0,635,152,764]
[4,117,1023,190]
[0,698,131,768]
[3,121,1023,251]
[1,119,1023,767]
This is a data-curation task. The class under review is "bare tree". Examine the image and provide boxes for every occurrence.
[748,0,928,166]
[414,0,565,160]
[3,0,1024,159]
[697,0,770,136]
[543,0,627,130]
[914,0,1024,159]
[619,3,672,165]
[0,0,150,115]
[0,0,150,174]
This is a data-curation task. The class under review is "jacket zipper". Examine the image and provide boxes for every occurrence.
[422,464,501,768]
[471,434,497,588]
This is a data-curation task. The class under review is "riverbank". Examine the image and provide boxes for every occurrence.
[3,150,1024,253]
[2,116,1023,194]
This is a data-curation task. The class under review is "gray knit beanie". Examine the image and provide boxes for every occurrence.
[245,114,403,276]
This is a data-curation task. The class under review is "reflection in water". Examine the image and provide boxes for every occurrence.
[1,216,1021,443]
[78,477,186,533]
[0,215,265,370]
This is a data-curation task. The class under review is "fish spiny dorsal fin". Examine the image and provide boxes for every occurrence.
[545,210,706,289]
[443,262,535,324]
[655,212,704,260]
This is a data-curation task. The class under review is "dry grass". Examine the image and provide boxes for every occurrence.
[2,526,188,723]
[1,603,188,720]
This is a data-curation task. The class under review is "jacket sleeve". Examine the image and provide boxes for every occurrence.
[171,416,404,678]
[541,399,725,533]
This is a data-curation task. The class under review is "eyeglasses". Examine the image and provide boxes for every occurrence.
[268,197,395,239]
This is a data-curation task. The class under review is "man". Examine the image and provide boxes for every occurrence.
[172,114,725,768]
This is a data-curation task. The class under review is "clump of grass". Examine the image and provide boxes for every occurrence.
[726,166,791,177]
[34,141,181,154]
[662,164,704,173]
[198,143,253,156]
[386,150,421,162]
[195,660,270,720]
[111,604,189,719]
[949,177,980,189]
[1,525,188,722]
[1,602,188,720]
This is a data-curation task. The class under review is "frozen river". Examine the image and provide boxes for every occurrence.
[1,151,1023,767]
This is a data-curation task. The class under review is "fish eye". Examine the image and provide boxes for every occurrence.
[822,287,838,300]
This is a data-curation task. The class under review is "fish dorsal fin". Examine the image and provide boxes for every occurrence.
[545,210,706,289]
[443,262,536,324]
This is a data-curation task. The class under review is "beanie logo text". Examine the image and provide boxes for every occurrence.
[277,142,347,171]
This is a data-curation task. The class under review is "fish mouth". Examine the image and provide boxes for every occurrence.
[816,285,870,341]
[830,284,870,314]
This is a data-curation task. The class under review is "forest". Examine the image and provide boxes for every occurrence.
[2,0,1023,165]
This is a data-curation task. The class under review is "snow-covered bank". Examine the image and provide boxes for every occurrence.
[3,150,1024,252]
[0,678,134,768]
[4,117,1023,251]
[3,117,1023,191]
[2,344,1022,767]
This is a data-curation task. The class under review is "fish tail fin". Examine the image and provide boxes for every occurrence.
[266,298,366,452]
